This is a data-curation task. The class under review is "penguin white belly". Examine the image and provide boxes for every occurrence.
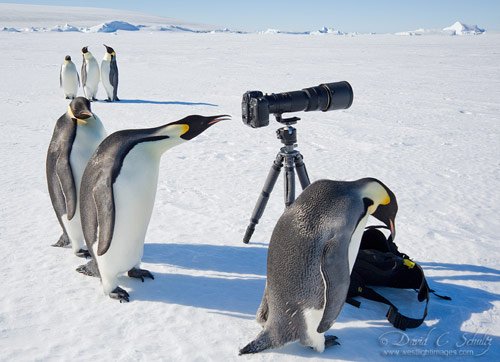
[64,118,106,252]
[302,308,326,352]
[61,64,78,97]
[100,60,113,98]
[348,213,369,273]
[84,60,100,97]
[97,143,159,288]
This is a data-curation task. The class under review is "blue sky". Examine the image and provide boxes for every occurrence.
[2,0,499,32]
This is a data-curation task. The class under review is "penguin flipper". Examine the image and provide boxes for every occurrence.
[110,59,118,100]
[93,182,115,256]
[81,61,87,87]
[55,153,77,220]
[317,235,351,333]
[59,65,62,88]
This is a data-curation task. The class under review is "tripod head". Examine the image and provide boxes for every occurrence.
[275,114,300,147]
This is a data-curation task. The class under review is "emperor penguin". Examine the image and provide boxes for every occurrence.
[77,114,229,302]
[81,46,100,101]
[240,178,398,354]
[101,44,119,102]
[46,97,107,257]
[60,55,79,99]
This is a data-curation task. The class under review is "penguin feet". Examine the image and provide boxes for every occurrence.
[92,97,98,101]
[127,267,154,282]
[52,233,70,248]
[76,260,100,277]
[75,249,91,258]
[105,98,112,102]
[109,286,129,303]
[113,97,120,101]
[324,335,340,348]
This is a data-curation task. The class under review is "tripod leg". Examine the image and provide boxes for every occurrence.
[284,154,295,206]
[243,154,284,243]
[294,153,311,189]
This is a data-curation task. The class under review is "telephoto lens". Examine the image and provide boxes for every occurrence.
[242,81,353,128]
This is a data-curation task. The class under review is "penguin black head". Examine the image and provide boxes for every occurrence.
[360,178,398,238]
[167,115,230,140]
[69,97,93,120]
[103,44,115,55]
[82,46,88,54]
[65,55,71,61]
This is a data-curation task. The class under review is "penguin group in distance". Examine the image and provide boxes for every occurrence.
[240,178,397,354]
[59,45,119,101]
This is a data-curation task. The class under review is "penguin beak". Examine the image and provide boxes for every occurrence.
[78,111,93,119]
[389,218,396,239]
[371,186,398,240]
[168,114,230,141]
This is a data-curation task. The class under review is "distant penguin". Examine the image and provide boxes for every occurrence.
[101,44,119,102]
[77,114,229,302]
[240,178,398,354]
[60,55,79,99]
[46,97,107,257]
[81,46,100,101]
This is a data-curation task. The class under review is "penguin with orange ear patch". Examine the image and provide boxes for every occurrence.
[240,178,397,354]
[77,115,229,302]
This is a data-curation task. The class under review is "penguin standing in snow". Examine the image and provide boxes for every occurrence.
[46,97,107,257]
[77,114,229,302]
[81,46,100,101]
[60,55,79,99]
[240,178,398,354]
[101,44,119,102]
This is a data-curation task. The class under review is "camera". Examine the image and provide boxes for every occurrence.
[242,81,353,128]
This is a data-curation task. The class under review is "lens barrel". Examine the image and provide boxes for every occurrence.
[268,81,353,115]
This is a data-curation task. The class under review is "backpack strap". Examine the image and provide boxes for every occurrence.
[358,262,430,330]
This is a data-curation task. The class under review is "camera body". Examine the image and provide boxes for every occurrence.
[242,91,271,128]
[242,81,354,128]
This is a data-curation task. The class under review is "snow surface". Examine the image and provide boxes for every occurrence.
[0,5,499,362]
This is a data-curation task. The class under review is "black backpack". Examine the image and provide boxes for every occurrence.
[347,226,450,330]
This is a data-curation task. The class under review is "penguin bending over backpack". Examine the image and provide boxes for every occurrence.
[240,178,397,354]
[77,114,229,302]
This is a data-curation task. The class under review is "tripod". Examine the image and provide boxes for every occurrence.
[243,115,311,243]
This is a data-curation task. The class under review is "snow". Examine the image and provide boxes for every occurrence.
[0,4,499,362]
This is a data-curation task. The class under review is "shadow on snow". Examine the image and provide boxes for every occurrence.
[116,246,499,359]
[121,243,267,317]
[104,99,218,106]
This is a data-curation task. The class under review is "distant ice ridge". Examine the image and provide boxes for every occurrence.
[443,21,485,35]
[396,21,485,36]
[259,26,346,35]
[1,20,241,34]
[87,20,140,33]
[50,23,80,32]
